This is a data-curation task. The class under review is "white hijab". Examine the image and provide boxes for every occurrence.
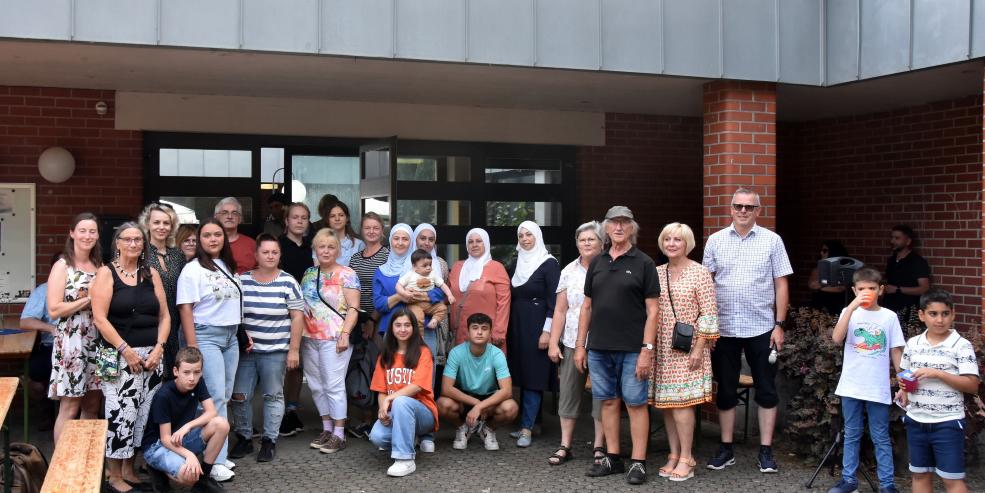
[380,223,413,277]
[410,223,440,269]
[512,220,554,287]
[459,228,491,292]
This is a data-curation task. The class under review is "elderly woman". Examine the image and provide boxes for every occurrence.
[301,229,360,455]
[411,223,450,358]
[546,221,606,466]
[506,221,560,448]
[91,223,170,493]
[448,228,511,352]
[176,219,241,482]
[139,203,184,377]
[47,212,103,445]
[648,222,718,482]
[573,206,660,485]
[175,224,198,262]
[373,224,441,335]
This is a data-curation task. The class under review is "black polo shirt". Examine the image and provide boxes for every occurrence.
[883,251,931,312]
[279,234,313,283]
[584,246,660,352]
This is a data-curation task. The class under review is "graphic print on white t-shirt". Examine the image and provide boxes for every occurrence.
[852,322,887,357]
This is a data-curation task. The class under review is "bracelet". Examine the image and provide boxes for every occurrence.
[117,342,129,353]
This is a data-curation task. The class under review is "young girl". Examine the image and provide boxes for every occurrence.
[368,309,438,478]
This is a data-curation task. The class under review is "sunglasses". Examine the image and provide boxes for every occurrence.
[731,203,760,212]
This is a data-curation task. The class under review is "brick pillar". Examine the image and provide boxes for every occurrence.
[702,81,777,240]
[981,62,985,337]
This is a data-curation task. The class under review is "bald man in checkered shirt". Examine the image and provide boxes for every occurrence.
[701,188,792,474]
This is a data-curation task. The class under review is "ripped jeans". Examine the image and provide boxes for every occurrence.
[230,351,287,442]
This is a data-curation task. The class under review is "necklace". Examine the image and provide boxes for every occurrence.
[113,261,138,279]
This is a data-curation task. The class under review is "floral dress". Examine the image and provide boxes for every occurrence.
[301,266,360,340]
[648,261,719,409]
[49,261,100,398]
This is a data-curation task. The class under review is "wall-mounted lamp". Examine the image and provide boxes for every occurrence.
[260,167,284,190]
[94,101,108,115]
[38,147,76,183]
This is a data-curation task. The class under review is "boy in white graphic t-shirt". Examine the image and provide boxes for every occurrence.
[828,267,904,493]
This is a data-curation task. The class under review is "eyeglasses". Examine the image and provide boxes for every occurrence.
[118,237,144,245]
[731,204,760,212]
[217,211,241,217]
[181,238,197,245]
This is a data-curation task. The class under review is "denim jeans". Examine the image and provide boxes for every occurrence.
[231,351,287,442]
[369,396,435,460]
[196,323,239,464]
[520,389,543,429]
[841,396,894,488]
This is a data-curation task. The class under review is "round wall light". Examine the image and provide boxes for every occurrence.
[38,147,76,183]
[291,179,307,203]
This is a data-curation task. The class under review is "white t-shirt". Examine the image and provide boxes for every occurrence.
[176,259,241,327]
[398,269,444,293]
[901,329,980,423]
[834,306,905,405]
[556,259,587,349]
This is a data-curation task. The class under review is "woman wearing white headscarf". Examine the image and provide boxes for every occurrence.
[505,221,560,447]
[411,223,451,361]
[448,228,511,352]
[373,224,440,335]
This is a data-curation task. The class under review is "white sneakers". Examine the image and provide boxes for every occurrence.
[210,463,235,482]
[387,459,417,477]
[452,424,469,450]
[224,460,236,469]
[479,426,499,451]
[419,439,436,453]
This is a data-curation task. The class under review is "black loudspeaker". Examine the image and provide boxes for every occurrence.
[817,256,864,288]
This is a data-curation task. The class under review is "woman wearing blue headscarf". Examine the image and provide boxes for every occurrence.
[373,224,445,335]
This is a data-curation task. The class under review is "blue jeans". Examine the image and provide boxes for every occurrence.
[369,396,435,460]
[196,324,239,464]
[841,396,894,488]
[231,351,287,441]
[520,389,543,429]
[587,350,647,406]
[144,427,206,478]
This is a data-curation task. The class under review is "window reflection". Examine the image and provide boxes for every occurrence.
[486,201,562,227]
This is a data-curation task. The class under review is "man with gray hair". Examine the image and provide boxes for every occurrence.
[215,197,256,274]
[574,206,660,485]
[702,188,792,474]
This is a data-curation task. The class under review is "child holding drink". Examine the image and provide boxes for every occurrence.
[828,267,904,493]
[895,289,979,493]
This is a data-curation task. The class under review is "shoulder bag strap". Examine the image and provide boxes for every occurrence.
[665,266,678,321]
[215,263,243,323]
[316,268,347,322]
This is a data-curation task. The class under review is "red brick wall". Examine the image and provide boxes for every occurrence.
[0,86,143,317]
[577,113,704,257]
[778,95,983,334]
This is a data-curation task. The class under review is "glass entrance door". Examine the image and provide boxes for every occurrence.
[285,147,361,226]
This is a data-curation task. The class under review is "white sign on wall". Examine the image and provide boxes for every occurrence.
[0,183,36,303]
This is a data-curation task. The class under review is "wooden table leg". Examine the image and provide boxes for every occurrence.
[22,359,28,443]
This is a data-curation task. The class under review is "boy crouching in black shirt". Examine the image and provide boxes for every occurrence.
[143,347,229,492]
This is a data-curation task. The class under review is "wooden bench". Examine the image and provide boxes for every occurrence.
[41,419,107,493]
[0,377,19,493]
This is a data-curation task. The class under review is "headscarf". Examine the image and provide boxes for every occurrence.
[512,220,554,287]
[379,223,413,277]
[459,228,491,292]
[409,223,440,270]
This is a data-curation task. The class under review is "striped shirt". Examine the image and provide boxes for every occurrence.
[900,329,979,423]
[702,224,793,338]
[239,270,303,353]
[349,246,389,313]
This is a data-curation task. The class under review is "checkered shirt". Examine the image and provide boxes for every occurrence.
[702,224,793,338]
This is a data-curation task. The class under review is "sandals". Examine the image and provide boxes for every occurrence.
[547,445,573,465]
[592,447,606,465]
[669,457,697,482]
[658,454,679,478]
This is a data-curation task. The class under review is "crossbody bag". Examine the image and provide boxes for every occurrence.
[666,267,694,352]
[315,268,365,334]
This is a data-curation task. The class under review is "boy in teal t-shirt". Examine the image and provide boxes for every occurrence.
[437,313,518,451]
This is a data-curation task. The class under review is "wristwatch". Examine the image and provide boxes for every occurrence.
[774,320,787,329]
[642,343,655,351]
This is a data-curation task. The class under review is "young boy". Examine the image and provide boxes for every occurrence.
[436,313,518,451]
[828,267,904,493]
[143,347,230,493]
[895,289,980,493]
[396,249,456,329]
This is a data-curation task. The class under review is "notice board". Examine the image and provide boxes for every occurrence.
[0,184,36,303]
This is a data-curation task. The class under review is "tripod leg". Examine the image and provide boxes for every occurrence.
[805,431,842,488]
[858,465,878,492]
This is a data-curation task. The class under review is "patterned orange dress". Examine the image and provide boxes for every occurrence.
[648,261,719,409]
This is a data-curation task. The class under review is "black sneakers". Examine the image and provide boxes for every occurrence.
[148,467,172,493]
[190,475,224,493]
[626,462,647,485]
[586,454,625,477]
[228,434,254,459]
[279,410,304,437]
[257,437,276,463]
[757,445,779,473]
[706,444,736,470]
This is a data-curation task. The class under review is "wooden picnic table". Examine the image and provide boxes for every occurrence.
[41,419,107,493]
[0,327,35,442]
[0,377,21,493]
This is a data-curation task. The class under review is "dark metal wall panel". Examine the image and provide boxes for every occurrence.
[911,0,971,69]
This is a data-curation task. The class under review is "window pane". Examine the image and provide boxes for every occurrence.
[397,156,471,182]
[486,201,562,226]
[396,200,470,226]
[293,155,361,222]
[363,196,390,228]
[159,149,253,178]
[485,159,561,184]
[160,196,254,225]
[261,148,285,184]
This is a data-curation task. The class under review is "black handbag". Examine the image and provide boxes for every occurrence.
[665,267,694,352]
[215,263,250,353]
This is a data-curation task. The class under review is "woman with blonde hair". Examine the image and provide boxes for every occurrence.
[138,202,183,376]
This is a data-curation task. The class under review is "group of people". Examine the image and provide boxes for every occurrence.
[18,187,979,492]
